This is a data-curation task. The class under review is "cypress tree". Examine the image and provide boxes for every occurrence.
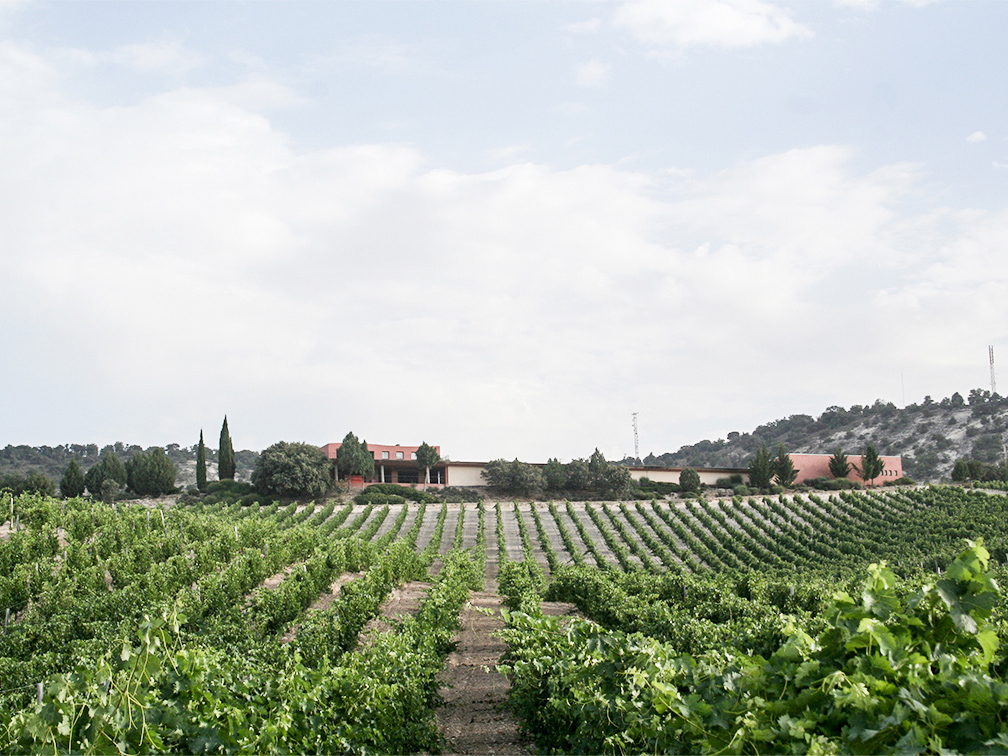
[59,460,85,498]
[828,448,852,479]
[747,446,775,491]
[858,444,885,486]
[219,416,235,480]
[773,445,798,488]
[196,430,207,491]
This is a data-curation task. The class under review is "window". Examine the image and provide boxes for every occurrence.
[382,451,389,460]
[411,452,417,460]
[396,451,404,460]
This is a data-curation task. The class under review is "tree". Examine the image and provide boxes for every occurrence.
[587,449,609,489]
[599,464,632,498]
[415,441,440,489]
[85,450,127,498]
[774,446,798,488]
[126,448,177,496]
[482,459,543,496]
[857,444,885,486]
[565,459,591,490]
[543,458,566,491]
[100,478,119,504]
[828,448,852,479]
[951,458,970,483]
[218,416,236,480]
[747,446,775,491]
[585,448,632,498]
[196,430,207,492]
[60,460,85,498]
[23,471,55,497]
[679,468,700,493]
[336,432,374,480]
[252,441,331,499]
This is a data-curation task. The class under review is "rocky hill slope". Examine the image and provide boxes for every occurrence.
[635,389,1008,483]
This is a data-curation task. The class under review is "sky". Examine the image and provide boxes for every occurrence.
[1,0,1007,463]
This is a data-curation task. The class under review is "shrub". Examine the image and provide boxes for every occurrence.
[438,487,482,503]
[732,484,750,497]
[365,483,437,503]
[883,477,915,487]
[354,491,407,507]
[252,441,331,499]
[803,476,862,491]
[636,477,680,496]
[205,480,256,495]
[679,468,701,494]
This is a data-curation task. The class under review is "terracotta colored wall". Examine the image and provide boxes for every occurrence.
[321,442,441,461]
[790,453,902,486]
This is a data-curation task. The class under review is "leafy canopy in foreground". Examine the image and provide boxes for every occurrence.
[501,539,1007,755]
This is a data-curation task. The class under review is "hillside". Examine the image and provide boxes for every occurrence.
[0,442,258,487]
[635,388,1008,482]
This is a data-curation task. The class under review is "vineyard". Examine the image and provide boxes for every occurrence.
[2,487,1008,753]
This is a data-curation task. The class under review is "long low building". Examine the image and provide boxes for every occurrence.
[321,441,903,489]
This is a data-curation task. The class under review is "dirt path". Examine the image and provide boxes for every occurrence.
[279,571,364,643]
[436,587,531,755]
[363,580,433,635]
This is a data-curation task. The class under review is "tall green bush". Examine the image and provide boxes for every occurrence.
[196,430,207,491]
[218,416,236,480]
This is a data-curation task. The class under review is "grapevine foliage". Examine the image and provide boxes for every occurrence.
[500,540,1007,755]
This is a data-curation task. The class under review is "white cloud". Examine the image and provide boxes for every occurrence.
[111,38,205,74]
[575,59,611,88]
[613,0,811,48]
[311,34,443,77]
[836,0,944,8]
[967,130,988,144]
[2,39,1006,459]
[563,18,602,34]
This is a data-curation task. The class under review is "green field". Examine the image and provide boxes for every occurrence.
[2,487,1008,753]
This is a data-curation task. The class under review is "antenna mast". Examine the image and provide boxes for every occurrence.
[632,412,640,464]
[991,345,997,395]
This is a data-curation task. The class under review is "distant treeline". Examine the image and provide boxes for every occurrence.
[0,443,259,484]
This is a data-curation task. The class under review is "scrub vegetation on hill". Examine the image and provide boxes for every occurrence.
[634,388,1008,483]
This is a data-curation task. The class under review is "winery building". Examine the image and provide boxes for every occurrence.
[321,442,902,490]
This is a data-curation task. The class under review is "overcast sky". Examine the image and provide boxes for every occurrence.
[2,0,1006,463]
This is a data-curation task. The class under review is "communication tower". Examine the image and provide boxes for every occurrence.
[632,412,640,464]
[991,345,997,395]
